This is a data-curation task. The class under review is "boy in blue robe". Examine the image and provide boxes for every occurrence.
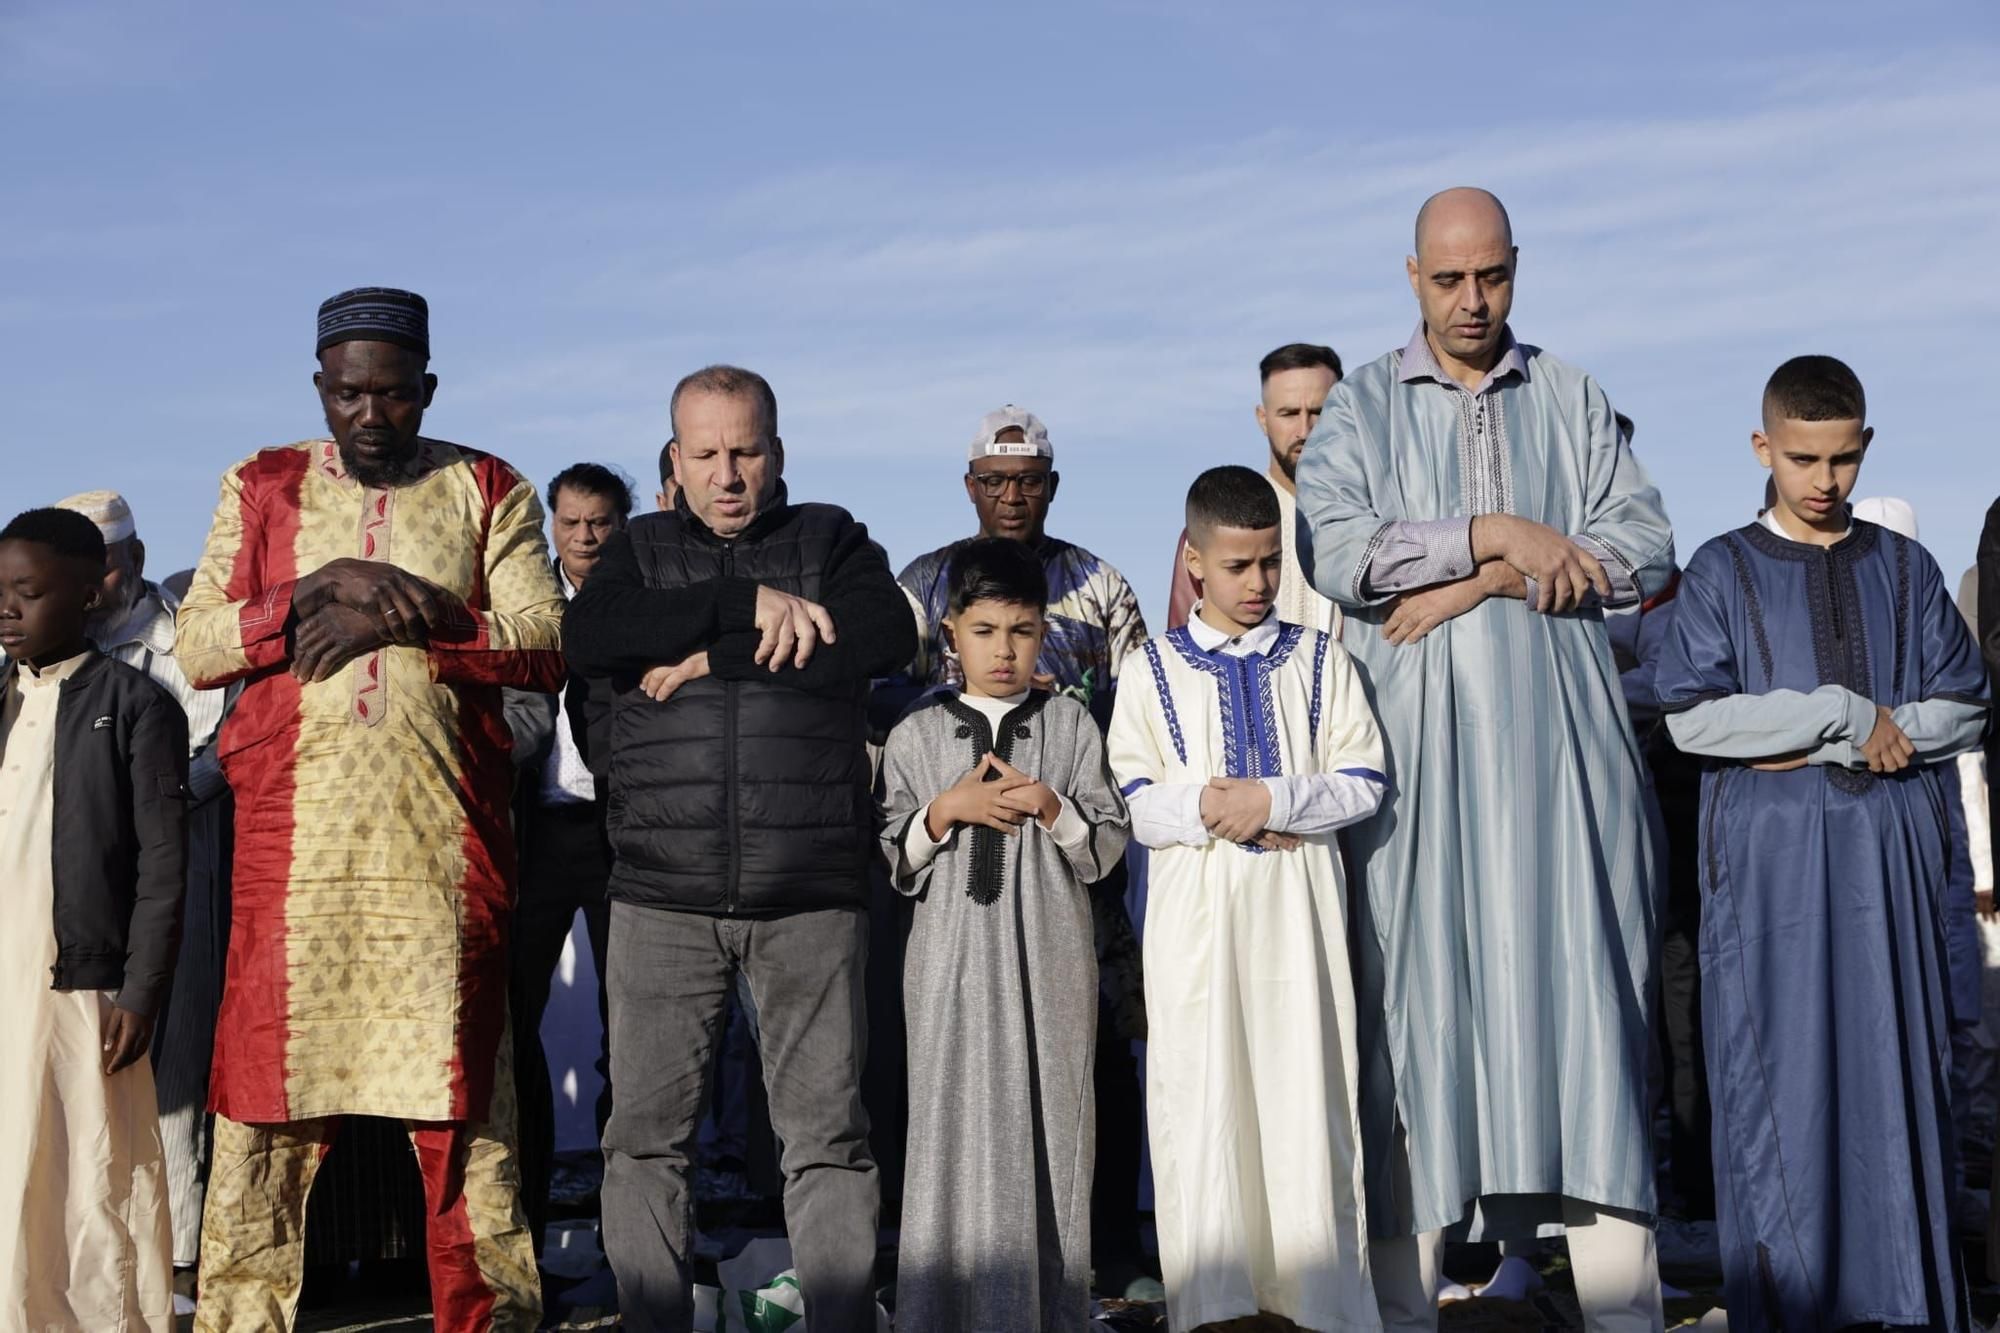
[1656,356,1989,1331]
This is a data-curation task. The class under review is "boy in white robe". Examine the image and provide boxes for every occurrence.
[1108,465,1387,1332]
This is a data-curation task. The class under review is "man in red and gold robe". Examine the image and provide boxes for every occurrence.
[177,287,564,1332]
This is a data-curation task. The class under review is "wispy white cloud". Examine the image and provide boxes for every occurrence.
[421,52,2000,602]
[8,34,1997,603]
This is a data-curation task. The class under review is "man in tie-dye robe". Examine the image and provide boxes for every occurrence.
[176,288,564,1332]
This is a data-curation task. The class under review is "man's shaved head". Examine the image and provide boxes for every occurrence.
[1407,187,1519,380]
[1413,187,1513,257]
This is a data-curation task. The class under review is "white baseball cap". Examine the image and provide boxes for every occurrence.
[968,405,1053,462]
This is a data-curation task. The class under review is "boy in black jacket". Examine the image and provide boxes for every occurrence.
[0,506,187,1330]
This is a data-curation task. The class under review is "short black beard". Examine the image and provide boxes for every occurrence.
[1271,442,1299,482]
[338,439,423,488]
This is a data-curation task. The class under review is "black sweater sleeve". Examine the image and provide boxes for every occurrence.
[117,690,189,1017]
[708,519,918,699]
[563,528,759,677]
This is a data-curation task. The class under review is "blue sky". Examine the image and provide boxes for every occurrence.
[5,1,1997,624]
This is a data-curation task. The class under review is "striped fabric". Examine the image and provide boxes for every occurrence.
[176,438,565,1126]
[315,286,428,356]
[1297,335,1677,1241]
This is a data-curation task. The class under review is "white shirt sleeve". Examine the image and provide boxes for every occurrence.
[1126,781,1211,849]
[1960,752,1994,893]
[1046,796,1094,859]
[898,801,949,877]
[1261,771,1386,836]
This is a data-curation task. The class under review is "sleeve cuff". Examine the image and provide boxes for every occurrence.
[903,801,948,863]
[1571,533,1642,609]
[717,577,761,634]
[1832,685,1879,743]
[1361,518,1475,599]
[420,591,482,646]
[1048,795,1092,855]
[706,630,761,680]
[237,578,301,666]
[1260,777,1294,832]
[114,981,160,1019]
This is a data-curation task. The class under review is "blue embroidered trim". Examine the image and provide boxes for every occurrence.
[1892,533,1911,691]
[1142,640,1186,764]
[1119,777,1152,798]
[1164,623,1307,855]
[1338,766,1388,785]
[1308,629,1330,756]
[1165,624,1307,781]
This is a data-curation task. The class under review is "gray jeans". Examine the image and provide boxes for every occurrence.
[602,902,879,1332]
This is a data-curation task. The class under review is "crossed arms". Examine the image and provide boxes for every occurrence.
[563,520,917,700]
[176,462,565,692]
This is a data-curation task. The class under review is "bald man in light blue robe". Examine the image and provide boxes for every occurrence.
[1297,189,1675,1333]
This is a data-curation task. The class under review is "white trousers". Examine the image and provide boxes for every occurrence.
[1372,1198,1665,1333]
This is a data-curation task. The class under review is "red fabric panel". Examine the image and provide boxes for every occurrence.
[410,1123,498,1333]
[445,686,518,1122]
[432,647,567,691]
[207,452,308,1121]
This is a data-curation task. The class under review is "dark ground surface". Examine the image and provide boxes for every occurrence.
[174,1151,2000,1331]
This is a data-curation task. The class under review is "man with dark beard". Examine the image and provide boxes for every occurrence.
[1167,344,1345,635]
[177,287,565,1332]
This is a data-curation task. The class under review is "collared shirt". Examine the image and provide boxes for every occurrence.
[1125,606,1384,847]
[1759,506,1853,543]
[94,583,230,800]
[538,565,597,807]
[1361,324,1640,609]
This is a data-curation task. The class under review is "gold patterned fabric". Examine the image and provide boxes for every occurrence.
[177,438,565,1125]
[196,1089,539,1332]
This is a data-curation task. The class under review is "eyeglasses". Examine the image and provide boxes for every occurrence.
[968,471,1052,498]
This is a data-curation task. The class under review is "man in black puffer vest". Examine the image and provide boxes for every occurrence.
[565,365,915,1333]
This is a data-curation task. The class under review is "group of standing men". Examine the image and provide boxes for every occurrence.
[9,184,1994,1333]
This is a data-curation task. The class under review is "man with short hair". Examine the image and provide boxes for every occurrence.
[1166,343,1346,636]
[656,439,681,513]
[504,461,631,1266]
[178,286,565,1332]
[893,405,1154,1291]
[1298,189,1676,1330]
[54,489,231,1298]
[565,364,915,1332]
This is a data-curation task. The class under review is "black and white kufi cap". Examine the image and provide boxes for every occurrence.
[316,286,430,357]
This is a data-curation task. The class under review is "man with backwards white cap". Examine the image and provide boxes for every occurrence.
[893,405,1156,1294]
[56,489,230,1308]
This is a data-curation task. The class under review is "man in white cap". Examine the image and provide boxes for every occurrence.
[898,406,1148,719]
[892,404,1155,1294]
[54,489,230,1307]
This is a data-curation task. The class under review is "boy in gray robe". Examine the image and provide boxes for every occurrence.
[879,537,1131,1332]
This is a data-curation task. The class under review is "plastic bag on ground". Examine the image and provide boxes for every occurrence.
[705,1236,889,1332]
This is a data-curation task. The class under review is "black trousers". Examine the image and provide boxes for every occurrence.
[1089,859,1148,1272]
[509,798,613,1255]
[1651,743,1714,1218]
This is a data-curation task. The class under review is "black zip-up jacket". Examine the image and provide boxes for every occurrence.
[0,649,189,1015]
[564,485,916,914]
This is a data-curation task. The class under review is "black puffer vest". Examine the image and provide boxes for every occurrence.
[604,500,874,914]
